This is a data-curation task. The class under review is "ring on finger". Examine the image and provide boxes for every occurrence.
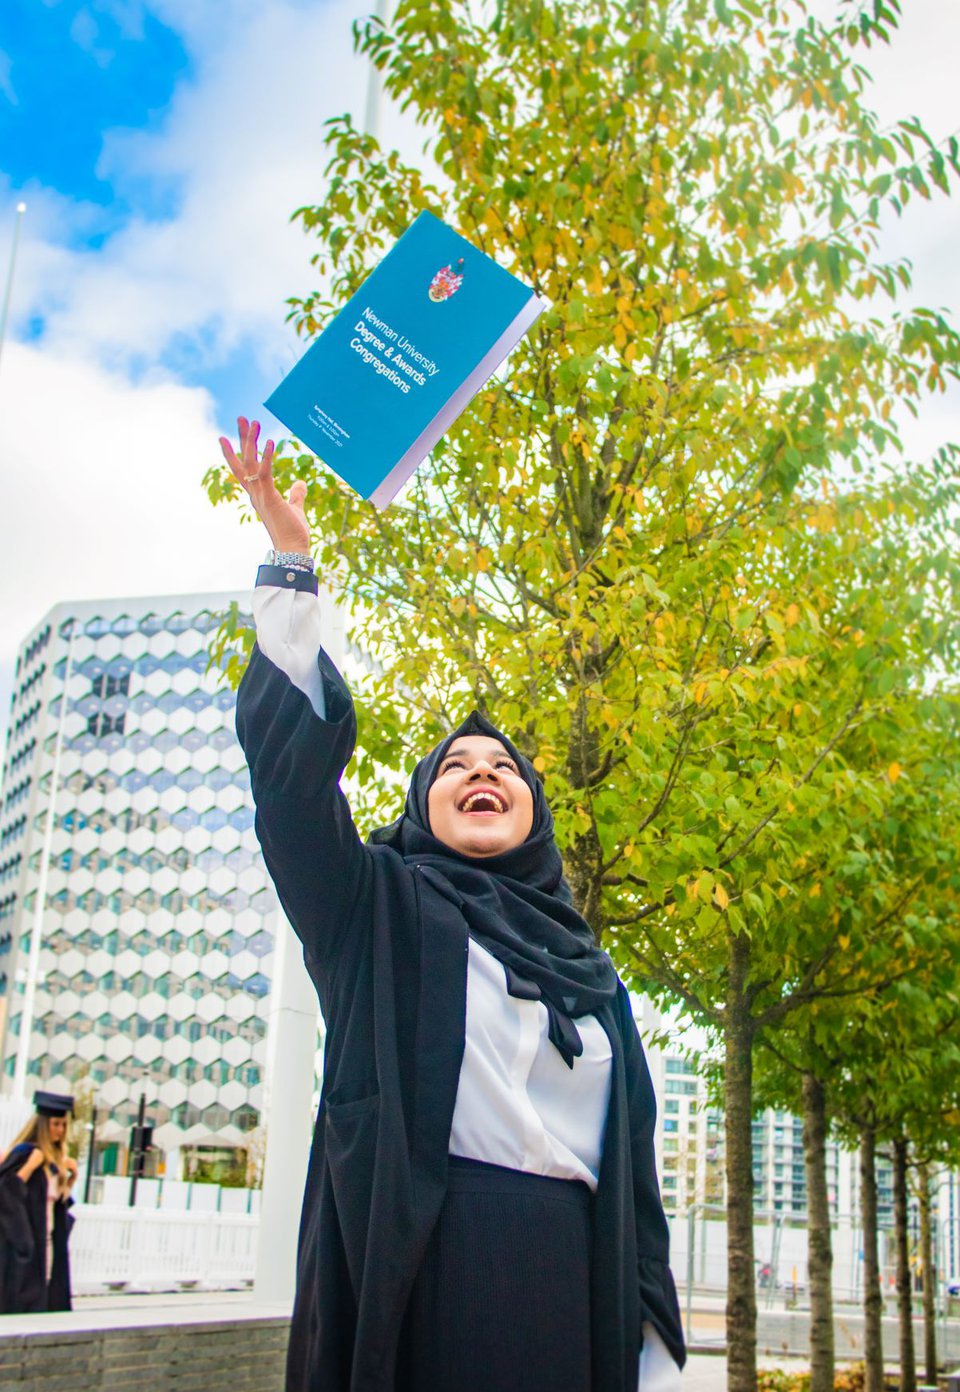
[244,474,259,483]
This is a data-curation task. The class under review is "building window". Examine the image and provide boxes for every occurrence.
[86,711,126,739]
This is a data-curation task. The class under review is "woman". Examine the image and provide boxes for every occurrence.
[221,419,685,1392]
[0,1091,78,1313]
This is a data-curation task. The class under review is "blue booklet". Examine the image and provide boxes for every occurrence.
[265,211,544,508]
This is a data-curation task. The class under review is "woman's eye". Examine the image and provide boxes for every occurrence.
[442,759,464,772]
[496,760,517,771]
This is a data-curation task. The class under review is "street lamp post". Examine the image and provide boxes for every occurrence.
[83,1103,100,1205]
[363,0,392,141]
[0,201,26,376]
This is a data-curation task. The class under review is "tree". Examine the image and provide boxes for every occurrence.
[752,690,960,1392]
[206,3,960,1387]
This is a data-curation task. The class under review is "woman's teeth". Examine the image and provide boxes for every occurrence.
[460,792,505,813]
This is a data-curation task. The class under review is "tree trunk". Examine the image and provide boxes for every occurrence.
[893,1136,916,1392]
[802,1072,835,1392]
[860,1121,885,1392]
[916,1161,937,1384]
[724,934,757,1392]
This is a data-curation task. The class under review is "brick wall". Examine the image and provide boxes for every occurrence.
[0,1313,290,1392]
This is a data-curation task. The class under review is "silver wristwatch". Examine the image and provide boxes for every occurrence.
[265,549,315,573]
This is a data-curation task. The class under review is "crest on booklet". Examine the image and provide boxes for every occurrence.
[428,258,465,302]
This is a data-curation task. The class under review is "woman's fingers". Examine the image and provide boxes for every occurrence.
[219,435,243,483]
[220,418,276,495]
[240,417,260,478]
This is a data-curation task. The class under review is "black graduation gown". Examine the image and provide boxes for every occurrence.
[0,1145,73,1313]
[236,641,685,1392]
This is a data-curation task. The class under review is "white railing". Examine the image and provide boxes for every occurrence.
[70,1205,259,1293]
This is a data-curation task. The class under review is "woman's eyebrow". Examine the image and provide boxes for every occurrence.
[441,746,512,762]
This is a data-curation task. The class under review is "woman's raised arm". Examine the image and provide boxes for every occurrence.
[224,418,373,974]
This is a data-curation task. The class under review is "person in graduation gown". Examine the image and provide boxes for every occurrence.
[220,419,686,1392]
[0,1091,78,1313]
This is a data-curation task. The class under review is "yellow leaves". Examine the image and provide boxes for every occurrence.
[686,875,704,903]
[613,323,628,349]
[585,265,606,297]
[532,756,546,774]
[608,225,636,250]
[785,603,801,628]
[812,503,836,534]
[809,882,821,898]
[838,935,850,951]
[888,761,902,784]
[713,883,730,911]
[475,548,491,572]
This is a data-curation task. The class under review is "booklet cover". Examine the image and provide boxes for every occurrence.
[264,211,544,508]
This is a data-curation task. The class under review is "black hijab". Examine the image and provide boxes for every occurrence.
[368,711,620,1066]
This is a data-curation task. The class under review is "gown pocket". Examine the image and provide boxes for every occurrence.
[324,1093,380,1297]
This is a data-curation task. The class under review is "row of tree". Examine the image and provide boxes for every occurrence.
[207,3,960,1390]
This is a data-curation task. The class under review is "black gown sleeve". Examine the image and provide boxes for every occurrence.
[617,986,687,1370]
[0,1146,45,1314]
[235,638,372,970]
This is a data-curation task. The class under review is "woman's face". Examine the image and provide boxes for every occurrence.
[427,735,534,858]
[47,1117,67,1143]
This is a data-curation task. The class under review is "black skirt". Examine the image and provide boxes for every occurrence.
[396,1157,594,1392]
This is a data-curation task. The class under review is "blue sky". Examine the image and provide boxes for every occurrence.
[0,0,958,719]
[2,2,190,228]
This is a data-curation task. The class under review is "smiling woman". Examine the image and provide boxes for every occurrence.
[220,418,686,1392]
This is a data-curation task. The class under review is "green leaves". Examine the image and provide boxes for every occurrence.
[206,0,960,1108]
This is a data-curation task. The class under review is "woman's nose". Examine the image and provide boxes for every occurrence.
[468,761,499,780]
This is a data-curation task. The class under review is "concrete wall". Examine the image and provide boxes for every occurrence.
[0,1305,289,1392]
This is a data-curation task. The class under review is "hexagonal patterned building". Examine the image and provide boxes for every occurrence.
[0,590,328,1181]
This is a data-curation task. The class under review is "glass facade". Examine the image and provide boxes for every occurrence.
[0,593,279,1170]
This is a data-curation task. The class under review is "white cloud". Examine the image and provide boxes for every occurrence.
[0,340,268,704]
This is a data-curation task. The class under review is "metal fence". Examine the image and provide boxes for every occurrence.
[69,1204,258,1293]
[673,1204,960,1361]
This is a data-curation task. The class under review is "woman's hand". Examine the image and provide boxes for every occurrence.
[63,1157,79,1188]
[219,417,311,556]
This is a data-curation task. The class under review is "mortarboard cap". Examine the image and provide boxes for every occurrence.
[33,1090,74,1118]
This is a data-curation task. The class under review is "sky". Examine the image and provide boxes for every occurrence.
[0,0,958,723]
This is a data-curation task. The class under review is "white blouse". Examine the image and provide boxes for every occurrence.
[252,579,682,1389]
